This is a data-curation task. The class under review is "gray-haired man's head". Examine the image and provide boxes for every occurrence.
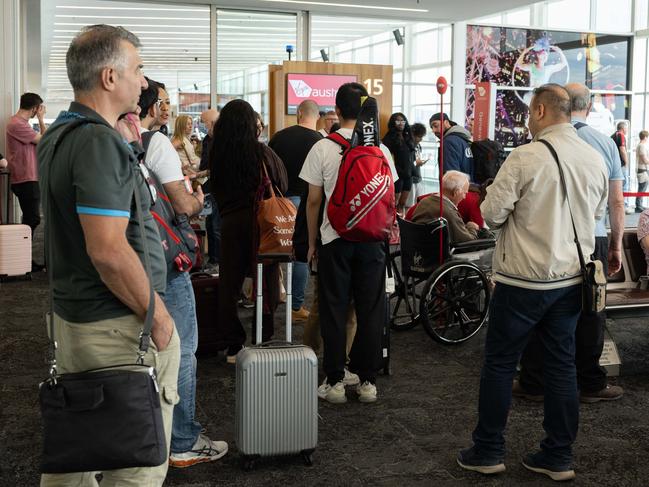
[66,24,141,93]
[442,170,470,206]
[564,83,591,115]
[528,83,571,137]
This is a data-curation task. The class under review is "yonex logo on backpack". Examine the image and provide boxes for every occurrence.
[348,172,390,214]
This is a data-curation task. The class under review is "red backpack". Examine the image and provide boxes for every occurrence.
[326,106,396,242]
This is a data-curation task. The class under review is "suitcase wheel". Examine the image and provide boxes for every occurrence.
[301,449,315,466]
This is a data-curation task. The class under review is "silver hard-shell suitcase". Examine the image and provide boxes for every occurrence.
[235,256,318,470]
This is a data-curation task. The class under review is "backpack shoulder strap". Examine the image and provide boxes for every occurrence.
[327,131,351,150]
[51,118,96,151]
[141,130,156,153]
[573,121,587,130]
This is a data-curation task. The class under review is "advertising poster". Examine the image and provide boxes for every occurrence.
[465,25,630,148]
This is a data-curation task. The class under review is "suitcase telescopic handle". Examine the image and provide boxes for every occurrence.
[256,260,293,344]
[256,253,293,263]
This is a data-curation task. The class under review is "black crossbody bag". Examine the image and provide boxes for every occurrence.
[39,119,167,473]
[539,139,607,314]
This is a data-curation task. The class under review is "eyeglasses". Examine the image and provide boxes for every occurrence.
[395,120,406,125]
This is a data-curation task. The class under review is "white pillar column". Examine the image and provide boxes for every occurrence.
[1,0,20,156]
[297,11,310,61]
[210,5,218,111]
[451,21,467,125]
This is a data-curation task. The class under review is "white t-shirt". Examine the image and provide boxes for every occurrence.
[318,128,329,137]
[637,142,649,169]
[140,128,184,184]
[299,127,398,245]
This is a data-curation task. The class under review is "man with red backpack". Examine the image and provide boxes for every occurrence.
[299,83,398,404]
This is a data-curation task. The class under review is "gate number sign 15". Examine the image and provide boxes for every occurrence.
[363,78,384,96]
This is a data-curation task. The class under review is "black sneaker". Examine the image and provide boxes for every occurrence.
[457,447,505,475]
[522,452,575,481]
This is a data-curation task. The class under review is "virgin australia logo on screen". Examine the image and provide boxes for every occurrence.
[289,79,339,98]
[289,79,312,98]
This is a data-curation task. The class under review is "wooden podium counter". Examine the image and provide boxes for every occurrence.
[268,61,393,138]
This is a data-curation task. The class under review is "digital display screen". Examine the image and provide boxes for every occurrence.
[286,73,358,115]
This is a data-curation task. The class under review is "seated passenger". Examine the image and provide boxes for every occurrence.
[457,184,485,228]
[410,170,479,243]
[638,208,649,273]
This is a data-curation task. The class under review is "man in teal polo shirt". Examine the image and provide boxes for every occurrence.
[38,25,180,486]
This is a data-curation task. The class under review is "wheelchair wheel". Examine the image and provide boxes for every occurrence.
[420,260,489,344]
[388,250,419,331]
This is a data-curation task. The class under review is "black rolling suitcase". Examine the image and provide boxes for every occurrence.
[382,249,393,375]
[191,272,227,356]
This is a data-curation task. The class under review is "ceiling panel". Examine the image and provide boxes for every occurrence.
[39,0,538,104]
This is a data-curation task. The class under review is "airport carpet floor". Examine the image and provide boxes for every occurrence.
[2,229,649,486]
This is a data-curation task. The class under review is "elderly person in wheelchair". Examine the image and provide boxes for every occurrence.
[388,171,496,344]
[411,171,481,243]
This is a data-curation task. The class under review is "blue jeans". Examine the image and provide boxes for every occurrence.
[205,193,221,263]
[472,283,581,467]
[288,195,309,310]
[637,180,647,210]
[163,272,203,453]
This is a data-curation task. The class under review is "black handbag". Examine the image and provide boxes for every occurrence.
[539,139,607,314]
[39,118,167,473]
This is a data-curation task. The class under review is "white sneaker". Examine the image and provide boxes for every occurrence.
[317,379,329,399]
[317,380,347,403]
[356,381,378,403]
[343,368,360,386]
[169,434,228,468]
[625,207,634,214]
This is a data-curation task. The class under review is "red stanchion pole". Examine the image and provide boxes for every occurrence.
[436,76,448,265]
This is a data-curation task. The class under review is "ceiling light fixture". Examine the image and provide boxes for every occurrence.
[54,22,209,29]
[257,0,428,12]
[55,6,207,12]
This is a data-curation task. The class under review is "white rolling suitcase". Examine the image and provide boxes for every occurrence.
[0,224,32,279]
[235,255,318,471]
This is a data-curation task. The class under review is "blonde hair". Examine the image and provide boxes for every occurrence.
[172,114,193,145]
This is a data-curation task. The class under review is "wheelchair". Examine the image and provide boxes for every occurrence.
[388,216,495,344]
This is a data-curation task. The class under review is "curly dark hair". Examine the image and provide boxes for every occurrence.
[209,99,264,192]
[384,112,415,150]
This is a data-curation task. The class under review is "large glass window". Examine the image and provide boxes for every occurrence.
[38,0,210,122]
[595,0,632,33]
[636,0,649,31]
[216,9,296,131]
[547,0,590,31]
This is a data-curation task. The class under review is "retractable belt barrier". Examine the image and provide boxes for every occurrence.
[623,192,649,197]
